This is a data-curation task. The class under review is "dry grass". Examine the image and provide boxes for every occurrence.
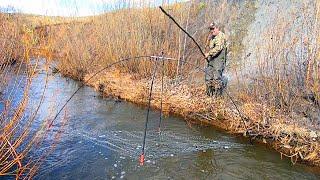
[46,1,248,79]
[0,13,67,179]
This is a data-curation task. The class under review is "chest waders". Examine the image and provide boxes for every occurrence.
[205,47,227,97]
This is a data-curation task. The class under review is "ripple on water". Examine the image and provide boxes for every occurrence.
[77,129,244,159]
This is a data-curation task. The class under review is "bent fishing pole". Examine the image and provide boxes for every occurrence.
[159,6,253,144]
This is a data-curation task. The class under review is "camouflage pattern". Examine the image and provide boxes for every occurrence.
[205,31,227,97]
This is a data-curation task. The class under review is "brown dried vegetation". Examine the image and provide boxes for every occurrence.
[0,13,67,179]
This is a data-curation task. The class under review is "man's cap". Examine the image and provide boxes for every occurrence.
[209,22,216,29]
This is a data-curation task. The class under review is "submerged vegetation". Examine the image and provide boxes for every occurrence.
[0,0,320,178]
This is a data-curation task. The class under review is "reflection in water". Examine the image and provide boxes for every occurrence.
[6,70,318,179]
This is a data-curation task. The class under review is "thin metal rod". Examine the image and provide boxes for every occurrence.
[141,57,159,164]
[158,53,165,133]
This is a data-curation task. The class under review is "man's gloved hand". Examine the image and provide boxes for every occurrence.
[205,53,210,58]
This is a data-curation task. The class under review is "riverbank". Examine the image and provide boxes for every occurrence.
[60,68,320,167]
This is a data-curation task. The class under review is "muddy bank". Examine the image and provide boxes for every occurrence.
[57,68,320,167]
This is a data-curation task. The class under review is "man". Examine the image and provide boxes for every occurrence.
[205,22,227,97]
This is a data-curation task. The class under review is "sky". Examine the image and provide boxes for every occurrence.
[0,0,177,17]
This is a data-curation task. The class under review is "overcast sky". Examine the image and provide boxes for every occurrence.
[0,0,178,16]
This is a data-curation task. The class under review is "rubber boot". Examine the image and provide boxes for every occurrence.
[206,85,215,97]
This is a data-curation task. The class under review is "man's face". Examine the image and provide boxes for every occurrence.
[210,27,219,36]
